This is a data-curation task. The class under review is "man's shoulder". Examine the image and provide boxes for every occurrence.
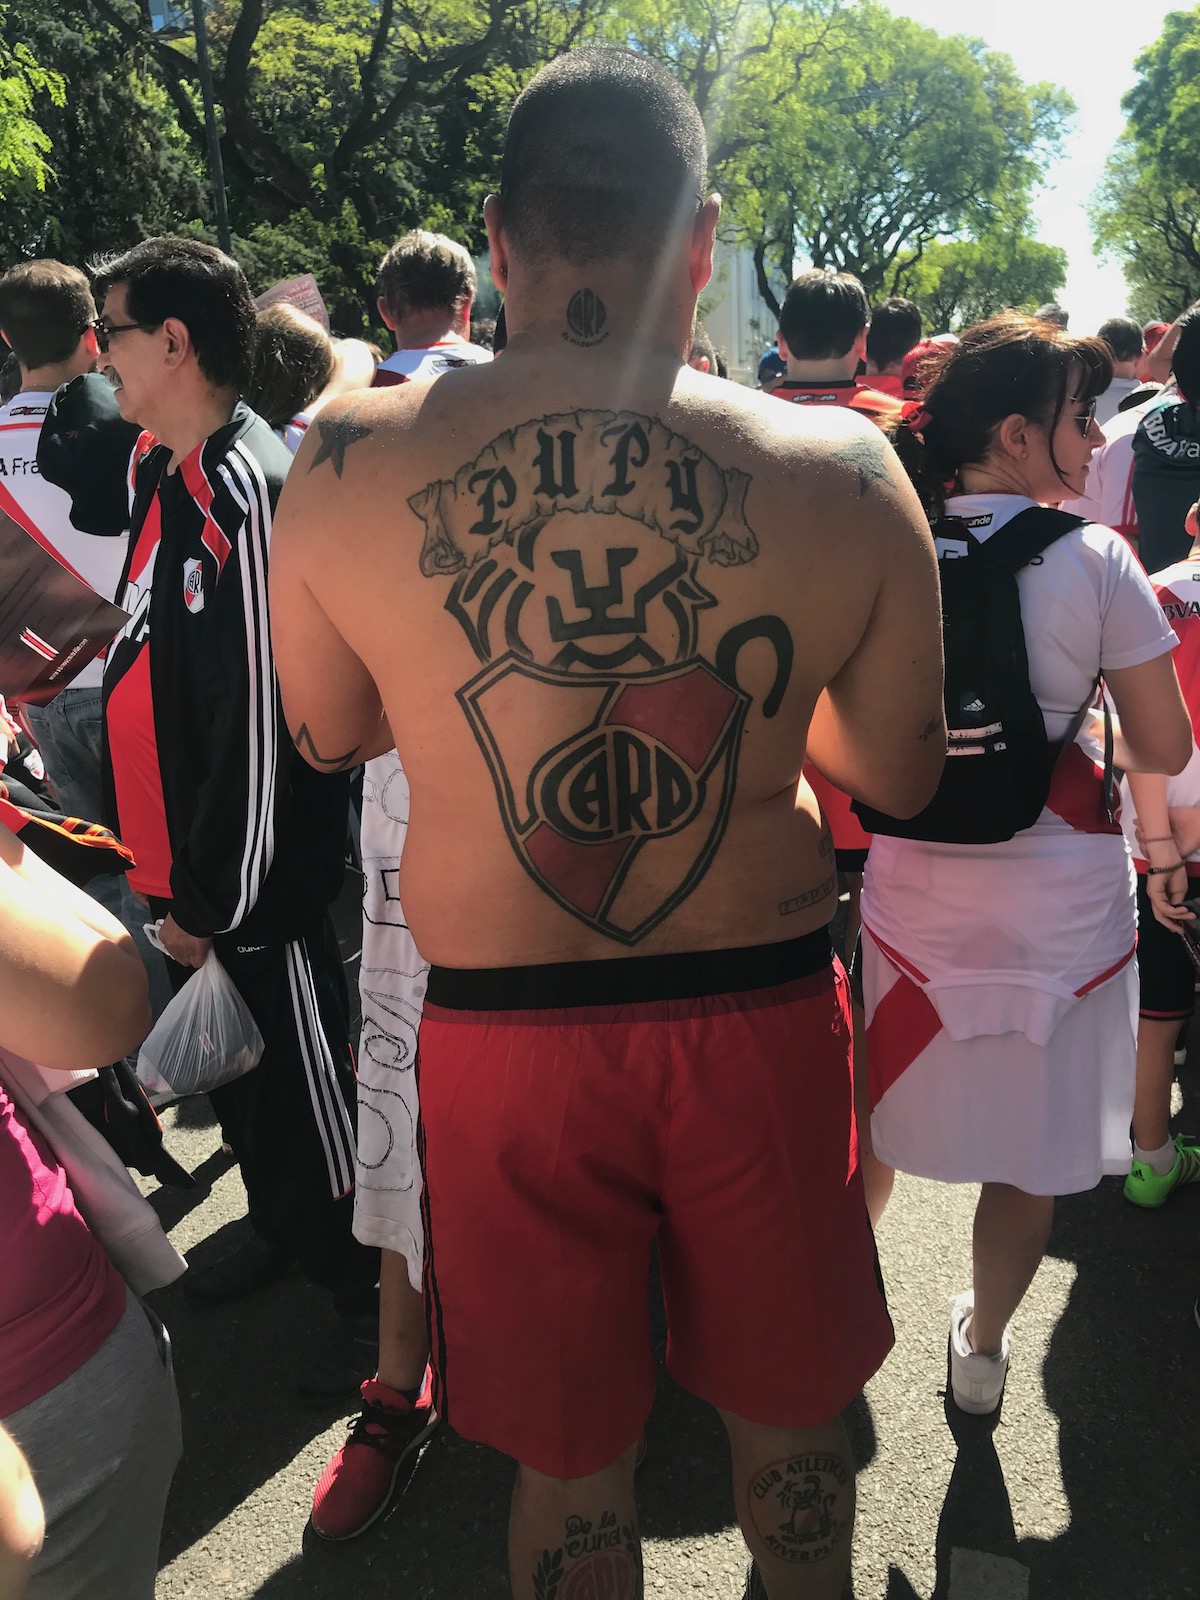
[206,405,293,499]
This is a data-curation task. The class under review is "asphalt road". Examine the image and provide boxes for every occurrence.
[142,878,1200,1600]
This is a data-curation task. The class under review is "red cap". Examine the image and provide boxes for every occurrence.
[1143,321,1170,353]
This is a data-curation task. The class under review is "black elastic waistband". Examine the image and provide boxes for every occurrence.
[425,928,832,1011]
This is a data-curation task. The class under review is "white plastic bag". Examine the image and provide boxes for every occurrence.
[136,948,264,1097]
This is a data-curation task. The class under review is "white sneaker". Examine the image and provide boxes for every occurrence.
[949,1292,1010,1415]
[1175,1047,1187,1068]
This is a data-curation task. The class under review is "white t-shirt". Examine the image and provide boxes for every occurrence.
[1120,554,1200,871]
[279,411,313,456]
[0,391,129,690]
[863,494,1176,1026]
[1095,376,1143,429]
[1059,401,1153,540]
[373,339,492,386]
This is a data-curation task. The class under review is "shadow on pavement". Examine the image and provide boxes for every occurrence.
[911,1055,1200,1600]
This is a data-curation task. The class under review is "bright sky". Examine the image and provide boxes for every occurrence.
[888,0,1181,333]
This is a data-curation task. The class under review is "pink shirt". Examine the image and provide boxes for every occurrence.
[0,1082,126,1415]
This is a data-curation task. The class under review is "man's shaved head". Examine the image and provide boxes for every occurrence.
[499,46,707,270]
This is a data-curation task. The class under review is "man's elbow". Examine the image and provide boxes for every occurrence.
[868,737,947,820]
[83,950,151,1069]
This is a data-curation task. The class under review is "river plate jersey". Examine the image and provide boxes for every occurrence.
[409,408,793,945]
[374,340,493,387]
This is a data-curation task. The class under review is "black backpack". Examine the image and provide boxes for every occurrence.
[854,505,1100,845]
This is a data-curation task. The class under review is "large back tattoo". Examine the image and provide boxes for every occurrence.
[409,410,793,944]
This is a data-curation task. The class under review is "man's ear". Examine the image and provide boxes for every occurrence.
[777,330,790,361]
[161,316,191,371]
[484,195,509,294]
[689,193,721,296]
[376,299,397,333]
[0,330,10,352]
[81,324,100,361]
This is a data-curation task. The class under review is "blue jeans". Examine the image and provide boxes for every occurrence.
[26,689,172,1019]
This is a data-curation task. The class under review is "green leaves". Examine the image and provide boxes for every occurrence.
[1091,3,1200,321]
[0,36,64,199]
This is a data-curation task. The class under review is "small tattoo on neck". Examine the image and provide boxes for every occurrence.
[563,289,610,348]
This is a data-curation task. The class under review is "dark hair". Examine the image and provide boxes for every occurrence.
[0,259,95,369]
[470,316,496,351]
[91,236,255,392]
[1034,303,1069,329]
[375,230,476,322]
[886,312,1112,516]
[0,351,19,405]
[1172,307,1200,407]
[778,269,870,361]
[500,46,707,269]
[245,304,334,430]
[866,297,922,370]
[1097,316,1143,364]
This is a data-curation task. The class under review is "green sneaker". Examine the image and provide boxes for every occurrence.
[1124,1136,1200,1208]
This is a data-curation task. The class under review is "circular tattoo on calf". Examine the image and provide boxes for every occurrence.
[748,1453,851,1565]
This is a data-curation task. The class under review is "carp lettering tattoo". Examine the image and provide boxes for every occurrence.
[409,410,792,944]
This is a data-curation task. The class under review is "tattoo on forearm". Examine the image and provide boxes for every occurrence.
[563,289,610,348]
[748,1453,853,1565]
[533,1510,642,1599]
[832,435,893,497]
[308,405,372,477]
[292,722,363,772]
[409,410,794,946]
[779,875,836,917]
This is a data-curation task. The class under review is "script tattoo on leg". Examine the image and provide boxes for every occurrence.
[747,1453,852,1566]
[779,875,836,917]
[408,410,796,945]
[533,1511,642,1599]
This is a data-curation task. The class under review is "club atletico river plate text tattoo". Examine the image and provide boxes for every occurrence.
[410,410,792,944]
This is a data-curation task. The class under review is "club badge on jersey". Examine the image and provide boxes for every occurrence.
[183,556,205,615]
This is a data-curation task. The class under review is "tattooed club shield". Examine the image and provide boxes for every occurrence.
[459,653,749,945]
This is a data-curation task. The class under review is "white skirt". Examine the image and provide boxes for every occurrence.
[351,752,428,1292]
[865,946,1137,1196]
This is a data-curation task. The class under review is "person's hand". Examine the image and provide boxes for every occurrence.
[1163,805,1200,860]
[1144,835,1194,932]
[157,913,212,969]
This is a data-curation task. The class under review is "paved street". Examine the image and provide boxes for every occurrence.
[143,879,1200,1600]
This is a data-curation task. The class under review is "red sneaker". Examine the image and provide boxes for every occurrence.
[310,1370,439,1541]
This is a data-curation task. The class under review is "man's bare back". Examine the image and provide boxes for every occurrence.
[271,343,944,968]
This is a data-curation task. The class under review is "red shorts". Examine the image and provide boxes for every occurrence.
[417,931,893,1479]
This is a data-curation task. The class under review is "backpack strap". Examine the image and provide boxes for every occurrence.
[978,506,1087,575]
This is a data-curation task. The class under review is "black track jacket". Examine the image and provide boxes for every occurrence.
[101,403,348,944]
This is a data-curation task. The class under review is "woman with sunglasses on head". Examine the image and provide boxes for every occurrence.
[861,313,1192,1416]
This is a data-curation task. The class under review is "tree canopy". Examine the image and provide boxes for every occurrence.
[2,0,1072,341]
[0,26,65,202]
[894,234,1067,333]
[1091,4,1200,323]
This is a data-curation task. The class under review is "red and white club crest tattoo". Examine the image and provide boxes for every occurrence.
[410,410,792,944]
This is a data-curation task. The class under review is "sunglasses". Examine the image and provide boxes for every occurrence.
[1072,398,1097,436]
[91,317,159,354]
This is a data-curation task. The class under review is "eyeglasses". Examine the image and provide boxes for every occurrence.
[91,318,159,354]
[1072,398,1097,436]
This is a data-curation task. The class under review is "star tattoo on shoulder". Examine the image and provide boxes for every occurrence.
[309,405,372,477]
[831,435,893,497]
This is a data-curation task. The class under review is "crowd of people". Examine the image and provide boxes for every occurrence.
[1,42,1199,1600]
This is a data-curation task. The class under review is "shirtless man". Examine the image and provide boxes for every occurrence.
[270,47,945,1600]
